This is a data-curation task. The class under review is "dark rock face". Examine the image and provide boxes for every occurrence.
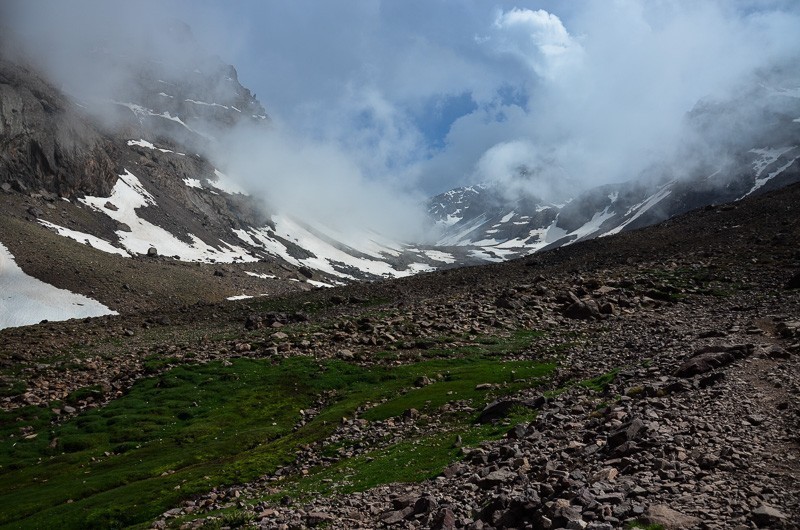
[0,57,119,197]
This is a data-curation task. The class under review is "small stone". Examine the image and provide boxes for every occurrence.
[306,511,334,525]
[431,507,456,530]
[591,467,619,483]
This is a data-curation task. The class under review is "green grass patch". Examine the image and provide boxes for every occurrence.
[0,380,25,398]
[0,352,553,529]
[267,402,541,503]
[580,369,620,393]
[625,522,664,530]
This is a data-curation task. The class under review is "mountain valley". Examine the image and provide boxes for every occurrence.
[1,14,799,530]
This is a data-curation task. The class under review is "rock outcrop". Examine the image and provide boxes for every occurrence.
[0,57,119,197]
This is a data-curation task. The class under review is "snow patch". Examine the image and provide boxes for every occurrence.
[0,242,117,329]
[742,155,799,198]
[602,185,673,237]
[211,169,248,195]
[115,102,208,138]
[79,170,258,263]
[38,220,129,256]
[563,207,616,243]
[420,250,456,264]
[128,139,175,154]
[234,216,429,280]
[750,147,796,177]
[245,271,278,280]
[306,279,335,288]
[185,99,229,109]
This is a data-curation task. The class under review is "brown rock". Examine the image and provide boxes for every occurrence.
[643,504,701,530]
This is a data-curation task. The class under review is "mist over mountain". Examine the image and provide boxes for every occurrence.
[0,0,798,296]
[4,1,800,227]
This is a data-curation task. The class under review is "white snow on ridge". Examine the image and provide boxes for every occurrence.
[185,99,229,109]
[468,249,507,262]
[80,170,257,263]
[0,242,117,329]
[421,250,456,264]
[500,211,516,223]
[183,178,202,189]
[602,185,673,237]
[115,102,208,138]
[38,220,129,257]
[750,147,796,177]
[437,213,463,227]
[742,155,799,199]
[563,207,616,244]
[211,169,248,195]
[436,215,490,246]
[233,215,431,279]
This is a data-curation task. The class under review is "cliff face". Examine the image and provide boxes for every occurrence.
[0,57,119,197]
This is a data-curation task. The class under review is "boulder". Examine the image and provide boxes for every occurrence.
[642,504,701,530]
[675,344,754,377]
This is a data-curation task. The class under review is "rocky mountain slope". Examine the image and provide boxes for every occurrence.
[0,31,463,326]
[1,178,798,529]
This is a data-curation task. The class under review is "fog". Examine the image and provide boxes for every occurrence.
[2,1,799,238]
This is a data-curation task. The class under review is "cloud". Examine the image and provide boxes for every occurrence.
[417,1,800,198]
[3,0,799,232]
[0,0,429,241]
[490,8,583,80]
[212,120,429,241]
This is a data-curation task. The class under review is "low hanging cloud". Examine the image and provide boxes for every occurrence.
[2,0,799,232]
[212,119,429,242]
[421,1,800,199]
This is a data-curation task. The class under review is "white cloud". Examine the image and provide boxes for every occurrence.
[4,0,799,229]
[490,8,583,79]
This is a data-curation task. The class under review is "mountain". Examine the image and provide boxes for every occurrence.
[429,77,800,260]
[0,30,460,327]
[1,177,798,529]
[1,25,799,329]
